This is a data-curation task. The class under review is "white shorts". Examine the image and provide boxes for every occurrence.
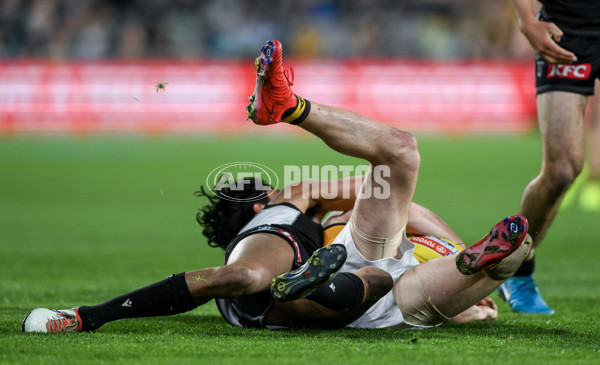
[332,220,420,329]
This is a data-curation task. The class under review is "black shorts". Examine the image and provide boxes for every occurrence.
[535,34,600,96]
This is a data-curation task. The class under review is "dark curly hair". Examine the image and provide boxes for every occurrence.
[195,176,272,250]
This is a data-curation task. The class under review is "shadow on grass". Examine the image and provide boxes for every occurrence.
[97,313,596,345]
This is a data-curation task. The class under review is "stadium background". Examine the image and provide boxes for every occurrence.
[2,1,599,364]
[0,0,537,134]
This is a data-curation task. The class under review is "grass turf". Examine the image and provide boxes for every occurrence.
[1,134,599,364]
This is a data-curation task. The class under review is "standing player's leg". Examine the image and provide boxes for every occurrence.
[499,91,587,314]
[580,79,600,211]
[520,92,587,246]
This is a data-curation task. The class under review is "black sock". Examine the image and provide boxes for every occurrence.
[306,273,364,312]
[78,273,197,331]
[514,256,535,277]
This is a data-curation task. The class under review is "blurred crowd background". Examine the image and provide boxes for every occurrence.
[0,0,533,61]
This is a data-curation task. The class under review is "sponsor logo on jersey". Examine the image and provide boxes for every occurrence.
[410,236,452,256]
[547,63,591,80]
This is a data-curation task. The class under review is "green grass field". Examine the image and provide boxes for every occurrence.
[1,134,599,364]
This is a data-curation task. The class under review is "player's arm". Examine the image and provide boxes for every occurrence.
[269,175,364,220]
[405,203,464,247]
[321,201,465,248]
[508,0,576,64]
[269,174,464,245]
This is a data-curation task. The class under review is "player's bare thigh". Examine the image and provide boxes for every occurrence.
[350,148,419,260]
[226,233,296,292]
[537,91,587,165]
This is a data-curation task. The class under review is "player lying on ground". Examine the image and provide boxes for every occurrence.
[320,211,499,324]
[22,174,394,332]
[247,40,532,329]
[21,40,528,333]
[21,172,491,333]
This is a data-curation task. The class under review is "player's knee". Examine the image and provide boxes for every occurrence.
[377,128,420,170]
[545,158,584,191]
[355,266,393,304]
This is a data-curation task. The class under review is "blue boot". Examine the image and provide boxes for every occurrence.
[498,275,554,314]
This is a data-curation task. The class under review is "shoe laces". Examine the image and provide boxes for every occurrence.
[46,312,78,333]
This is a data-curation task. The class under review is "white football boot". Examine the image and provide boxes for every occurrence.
[22,308,82,333]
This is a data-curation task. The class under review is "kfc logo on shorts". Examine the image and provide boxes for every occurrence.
[547,64,591,80]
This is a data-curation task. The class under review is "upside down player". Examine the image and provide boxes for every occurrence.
[248,40,532,328]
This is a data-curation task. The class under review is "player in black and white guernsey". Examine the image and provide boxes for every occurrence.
[215,201,327,328]
[21,174,394,333]
[503,0,600,314]
[212,191,383,328]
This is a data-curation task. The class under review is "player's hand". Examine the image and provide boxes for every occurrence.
[475,297,498,320]
[520,19,577,64]
[450,297,498,323]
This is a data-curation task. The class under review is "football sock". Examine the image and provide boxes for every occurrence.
[306,272,364,312]
[513,256,535,277]
[78,272,197,331]
[282,95,311,125]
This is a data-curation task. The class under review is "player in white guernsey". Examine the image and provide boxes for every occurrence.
[252,40,533,329]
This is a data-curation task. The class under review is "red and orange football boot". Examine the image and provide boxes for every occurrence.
[456,215,529,275]
[246,40,310,125]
